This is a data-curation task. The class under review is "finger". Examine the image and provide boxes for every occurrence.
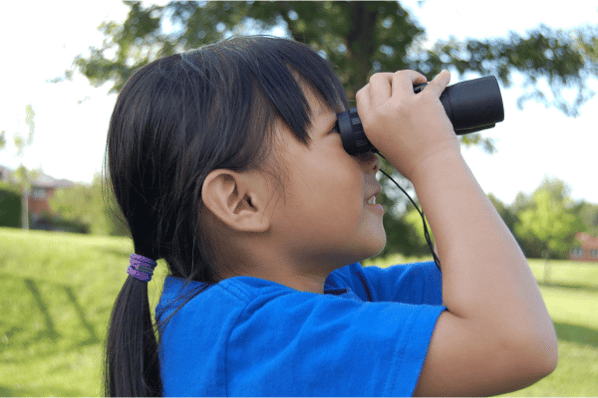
[367,72,394,106]
[424,69,451,98]
[355,83,371,113]
[392,70,427,98]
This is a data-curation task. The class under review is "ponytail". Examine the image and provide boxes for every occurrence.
[105,276,162,396]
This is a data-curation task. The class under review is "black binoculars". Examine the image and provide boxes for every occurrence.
[335,75,505,155]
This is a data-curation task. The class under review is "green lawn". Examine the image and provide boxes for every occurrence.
[0,227,168,396]
[1,227,597,396]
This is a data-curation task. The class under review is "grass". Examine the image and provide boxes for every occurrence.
[0,227,168,396]
[509,259,598,397]
[1,227,597,396]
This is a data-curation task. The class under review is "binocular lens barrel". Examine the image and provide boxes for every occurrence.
[336,75,505,155]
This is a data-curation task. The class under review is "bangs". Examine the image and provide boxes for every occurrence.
[206,36,349,146]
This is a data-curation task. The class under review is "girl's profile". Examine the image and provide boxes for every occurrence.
[105,35,557,397]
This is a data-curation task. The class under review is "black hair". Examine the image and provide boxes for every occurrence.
[103,35,349,396]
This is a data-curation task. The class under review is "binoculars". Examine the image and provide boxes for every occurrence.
[335,75,505,155]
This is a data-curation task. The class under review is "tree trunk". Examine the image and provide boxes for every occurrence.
[22,186,29,230]
[344,3,378,99]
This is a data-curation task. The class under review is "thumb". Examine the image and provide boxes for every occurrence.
[426,69,451,97]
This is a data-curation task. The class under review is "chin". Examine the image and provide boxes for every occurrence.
[370,237,387,258]
[370,226,387,254]
[357,233,387,263]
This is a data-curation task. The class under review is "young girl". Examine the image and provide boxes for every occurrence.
[105,35,557,396]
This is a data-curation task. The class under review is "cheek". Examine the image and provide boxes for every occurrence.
[303,161,364,227]
[284,143,365,227]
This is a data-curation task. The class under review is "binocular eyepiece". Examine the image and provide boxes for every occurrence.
[336,75,505,155]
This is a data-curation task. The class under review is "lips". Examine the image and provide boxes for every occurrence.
[364,188,385,214]
[364,188,381,204]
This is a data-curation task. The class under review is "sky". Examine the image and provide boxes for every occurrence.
[0,0,597,205]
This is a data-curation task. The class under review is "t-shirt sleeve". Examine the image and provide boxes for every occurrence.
[225,288,445,397]
[326,261,443,305]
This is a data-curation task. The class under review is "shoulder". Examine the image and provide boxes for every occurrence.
[220,274,445,396]
[156,275,300,396]
[156,275,297,323]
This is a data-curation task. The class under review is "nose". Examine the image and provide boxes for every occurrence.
[356,151,380,174]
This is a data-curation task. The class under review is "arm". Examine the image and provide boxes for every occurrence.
[411,149,557,396]
[356,70,558,396]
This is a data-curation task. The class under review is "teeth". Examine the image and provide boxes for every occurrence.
[366,196,376,204]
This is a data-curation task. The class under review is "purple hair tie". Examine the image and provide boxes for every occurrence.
[127,254,158,282]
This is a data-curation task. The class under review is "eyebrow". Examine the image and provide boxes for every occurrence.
[309,99,338,135]
[313,114,337,139]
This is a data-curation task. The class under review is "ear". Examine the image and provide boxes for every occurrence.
[201,169,273,233]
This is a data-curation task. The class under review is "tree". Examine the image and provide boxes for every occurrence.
[48,172,130,237]
[514,177,583,260]
[10,104,41,231]
[67,1,597,257]
[70,2,597,115]
[574,200,598,237]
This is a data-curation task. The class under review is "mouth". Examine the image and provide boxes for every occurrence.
[364,187,384,214]
[365,194,377,205]
[364,188,381,205]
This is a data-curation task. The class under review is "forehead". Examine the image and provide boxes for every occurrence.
[303,86,337,122]
[272,91,334,152]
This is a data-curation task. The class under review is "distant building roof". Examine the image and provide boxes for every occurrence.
[0,164,75,189]
[576,232,598,249]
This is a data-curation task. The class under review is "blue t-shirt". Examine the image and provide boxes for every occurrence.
[156,261,445,397]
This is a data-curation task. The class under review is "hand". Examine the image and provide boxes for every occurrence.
[355,70,460,182]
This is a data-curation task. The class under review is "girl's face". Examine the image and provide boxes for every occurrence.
[271,90,387,277]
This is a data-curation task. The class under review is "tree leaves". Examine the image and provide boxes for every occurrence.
[69,2,597,112]
[513,177,584,259]
[66,1,597,257]
[428,24,597,116]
